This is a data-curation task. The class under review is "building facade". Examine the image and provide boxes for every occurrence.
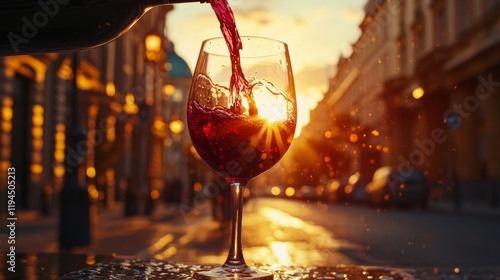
[311,0,500,206]
[0,5,190,216]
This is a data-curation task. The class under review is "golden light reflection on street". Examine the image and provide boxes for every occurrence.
[149,233,174,256]
[140,200,359,267]
[241,204,358,267]
[270,241,292,266]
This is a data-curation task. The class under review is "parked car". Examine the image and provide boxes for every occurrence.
[365,166,428,208]
[295,185,323,201]
[342,172,369,204]
[323,178,346,202]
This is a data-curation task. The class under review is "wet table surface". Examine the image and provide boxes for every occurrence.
[1,253,500,279]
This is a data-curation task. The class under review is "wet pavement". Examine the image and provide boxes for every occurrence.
[59,256,417,279]
[2,252,500,279]
[2,198,500,279]
[1,200,360,266]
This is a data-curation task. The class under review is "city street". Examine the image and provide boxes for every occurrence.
[3,198,500,270]
[243,199,500,268]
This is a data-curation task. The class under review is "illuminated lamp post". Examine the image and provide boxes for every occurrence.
[145,32,163,62]
[124,32,164,216]
[169,119,184,139]
[145,31,167,215]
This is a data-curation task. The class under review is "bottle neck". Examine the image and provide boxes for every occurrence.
[142,0,208,9]
[163,0,209,3]
[142,0,208,7]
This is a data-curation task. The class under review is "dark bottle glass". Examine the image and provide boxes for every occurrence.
[0,0,209,56]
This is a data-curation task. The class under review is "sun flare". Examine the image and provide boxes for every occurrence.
[253,120,294,157]
[244,88,291,123]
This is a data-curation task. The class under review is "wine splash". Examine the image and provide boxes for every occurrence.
[210,0,258,115]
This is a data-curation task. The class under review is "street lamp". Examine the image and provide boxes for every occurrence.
[163,83,176,97]
[145,31,165,115]
[169,119,184,136]
[145,31,167,140]
[123,93,139,115]
[152,115,168,138]
[145,32,163,62]
[144,31,167,215]
[412,86,425,100]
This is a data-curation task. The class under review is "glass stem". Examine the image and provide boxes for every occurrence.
[223,182,247,268]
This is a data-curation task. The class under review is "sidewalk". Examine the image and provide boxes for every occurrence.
[4,198,500,256]
[1,202,224,260]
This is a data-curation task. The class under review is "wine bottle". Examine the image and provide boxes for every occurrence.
[0,0,209,56]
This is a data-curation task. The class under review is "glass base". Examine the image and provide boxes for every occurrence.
[194,265,273,280]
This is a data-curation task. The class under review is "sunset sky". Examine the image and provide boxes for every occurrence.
[166,0,366,136]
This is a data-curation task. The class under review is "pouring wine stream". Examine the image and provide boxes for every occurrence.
[210,0,258,116]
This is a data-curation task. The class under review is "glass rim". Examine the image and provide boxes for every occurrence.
[200,36,289,58]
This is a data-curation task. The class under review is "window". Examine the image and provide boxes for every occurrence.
[433,1,447,48]
[456,0,474,36]
[413,22,424,58]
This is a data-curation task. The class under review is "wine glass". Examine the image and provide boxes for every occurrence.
[187,36,297,279]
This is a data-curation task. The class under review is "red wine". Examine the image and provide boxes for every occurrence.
[210,0,257,115]
[187,99,295,183]
[0,0,208,56]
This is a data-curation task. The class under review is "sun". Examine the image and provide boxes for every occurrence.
[243,86,291,123]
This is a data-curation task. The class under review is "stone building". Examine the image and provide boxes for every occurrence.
[311,0,500,206]
[0,5,188,216]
